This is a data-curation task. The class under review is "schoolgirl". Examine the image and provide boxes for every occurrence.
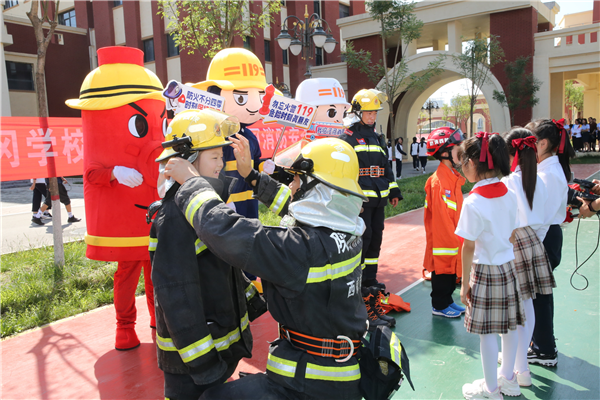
[499,128,556,386]
[524,118,574,367]
[410,137,421,170]
[455,132,525,400]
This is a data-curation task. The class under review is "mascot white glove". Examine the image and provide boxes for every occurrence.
[262,159,276,175]
[113,166,143,188]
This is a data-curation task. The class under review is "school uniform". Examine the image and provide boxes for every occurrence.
[410,142,420,169]
[455,178,525,335]
[531,155,568,355]
[502,168,556,301]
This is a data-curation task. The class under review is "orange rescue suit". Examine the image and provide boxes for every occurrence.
[423,163,465,276]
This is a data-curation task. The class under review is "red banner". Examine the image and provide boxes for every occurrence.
[1,117,84,181]
[0,117,307,182]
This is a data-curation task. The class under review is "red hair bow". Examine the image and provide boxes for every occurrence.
[475,131,496,169]
[552,118,566,154]
[511,136,537,172]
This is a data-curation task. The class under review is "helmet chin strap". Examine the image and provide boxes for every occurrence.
[292,174,320,202]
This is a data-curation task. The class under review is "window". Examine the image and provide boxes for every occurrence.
[339,3,350,18]
[6,61,34,91]
[58,9,76,27]
[477,118,484,131]
[113,1,122,7]
[264,40,271,62]
[314,1,320,16]
[3,0,18,10]
[143,39,155,62]
[166,33,179,57]
[282,49,288,65]
[243,36,252,51]
[315,47,323,66]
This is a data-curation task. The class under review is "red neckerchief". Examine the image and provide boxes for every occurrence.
[552,118,566,154]
[469,182,508,198]
[511,136,537,172]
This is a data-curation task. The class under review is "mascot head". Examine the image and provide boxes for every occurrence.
[295,78,350,126]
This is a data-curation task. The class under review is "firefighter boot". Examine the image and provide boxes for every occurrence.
[362,287,391,331]
[115,326,140,351]
[369,286,397,328]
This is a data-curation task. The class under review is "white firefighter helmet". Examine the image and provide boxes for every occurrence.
[295,78,350,107]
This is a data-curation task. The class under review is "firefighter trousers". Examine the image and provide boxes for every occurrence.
[114,260,155,328]
[360,206,385,286]
[165,362,238,400]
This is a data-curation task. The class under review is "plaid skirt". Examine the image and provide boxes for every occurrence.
[464,261,525,335]
[513,226,556,300]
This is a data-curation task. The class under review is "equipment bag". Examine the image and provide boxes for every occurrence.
[358,326,414,400]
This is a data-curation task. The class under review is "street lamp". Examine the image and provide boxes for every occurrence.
[421,100,439,134]
[275,5,337,79]
[272,77,292,98]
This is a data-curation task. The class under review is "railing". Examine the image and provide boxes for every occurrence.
[535,23,600,53]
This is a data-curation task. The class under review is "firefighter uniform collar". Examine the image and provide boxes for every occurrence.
[437,162,465,186]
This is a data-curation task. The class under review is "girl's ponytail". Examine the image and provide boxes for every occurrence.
[504,128,538,209]
[530,119,575,181]
[460,132,511,179]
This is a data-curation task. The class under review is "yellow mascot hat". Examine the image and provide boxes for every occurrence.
[192,48,270,92]
[66,46,164,111]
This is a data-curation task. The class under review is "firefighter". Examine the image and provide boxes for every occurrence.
[340,89,402,329]
[162,137,370,400]
[150,109,267,400]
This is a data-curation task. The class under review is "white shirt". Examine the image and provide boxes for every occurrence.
[31,178,45,184]
[410,142,419,156]
[537,156,568,236]
[571,125,582,138]
[455,177,518,265]
[417,142,428,157]
[387,146,393,161]
[502,167,548,240]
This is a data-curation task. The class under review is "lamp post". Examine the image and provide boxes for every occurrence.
[272,77,292,98]
[275,5,337,79]
[421,100,439,134]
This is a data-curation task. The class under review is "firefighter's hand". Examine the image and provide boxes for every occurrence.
[229,134,252,178]
[460,282,471,306]
[389,197,399,207]
[112,166,143,188]
[577,197,598,218]
[164,157,199,184]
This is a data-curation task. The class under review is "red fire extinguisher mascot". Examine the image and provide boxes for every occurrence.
[66,46,166,350]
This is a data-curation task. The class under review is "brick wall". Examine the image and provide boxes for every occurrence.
[346,34,383,100]
[490,7,537,126]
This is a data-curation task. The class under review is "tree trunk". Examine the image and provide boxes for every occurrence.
[28,0,64,268]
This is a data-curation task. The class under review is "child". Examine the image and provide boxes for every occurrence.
[418,137,428,173]
[150,109,266,400]
[423,127,466,318]
[524,118,574,367]
[455,132,524,399]
[499,128,556,386]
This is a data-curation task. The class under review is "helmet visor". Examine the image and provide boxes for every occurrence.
[273,139,310,170]
[447,128,465,145]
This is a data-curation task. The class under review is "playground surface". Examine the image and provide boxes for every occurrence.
[1,165,599,400]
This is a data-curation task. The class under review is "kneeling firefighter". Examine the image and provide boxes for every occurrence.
[163,136,412,400]
[150,109,267,400]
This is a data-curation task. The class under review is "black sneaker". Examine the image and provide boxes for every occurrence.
[42,211,52,219]
[68,216,81,223]
[527,347,557,367]
[32,216,46,226]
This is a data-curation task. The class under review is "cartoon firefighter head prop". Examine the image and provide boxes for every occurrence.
[193,48,273,125]
[66,46,166,262]
[295,78,350,127]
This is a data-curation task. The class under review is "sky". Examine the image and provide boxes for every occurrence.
[426,0,595,106]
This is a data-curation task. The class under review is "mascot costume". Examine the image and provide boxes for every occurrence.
[295,77,350,140]
[66,46,165,350]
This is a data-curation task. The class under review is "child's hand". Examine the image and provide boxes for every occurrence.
[460,282,471,306]
[164,157,199,184]
[229,134,252,178]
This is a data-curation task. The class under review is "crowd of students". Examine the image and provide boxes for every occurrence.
[567,117,598,152]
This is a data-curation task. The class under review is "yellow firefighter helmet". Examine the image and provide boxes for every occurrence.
[351,89,387,113]
[156,109,240,162]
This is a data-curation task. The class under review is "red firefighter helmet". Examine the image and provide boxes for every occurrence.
[426,127,465,157]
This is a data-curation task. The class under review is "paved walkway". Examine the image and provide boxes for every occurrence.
[1,164,599,399]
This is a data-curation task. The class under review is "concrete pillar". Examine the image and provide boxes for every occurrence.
[581,74,600,119]
[550,72,564,119]
[447,20,462,54]
[401,38,417,57]
[1,11,13,116]
[432,39,443,51]
[532,54,550,120]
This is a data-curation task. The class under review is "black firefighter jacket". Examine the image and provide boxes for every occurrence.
[340,123,401,208]
[149,177,267,386]
[173,173,369,400]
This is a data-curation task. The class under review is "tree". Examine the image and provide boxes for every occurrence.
[342,0,444,159]
[564,80,584,120]
[158,0,281,58]
[453,36,504,135]
[441,103,451,127]
[492,56,541,126]
[27,0,64,268]
[450,94,470,132]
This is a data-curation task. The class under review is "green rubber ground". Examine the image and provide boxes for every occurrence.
[390,217,600,400]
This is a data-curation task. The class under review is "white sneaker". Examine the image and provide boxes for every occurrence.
[497,373,521,397]
[463,379,503,400]
[515,370,532,387]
